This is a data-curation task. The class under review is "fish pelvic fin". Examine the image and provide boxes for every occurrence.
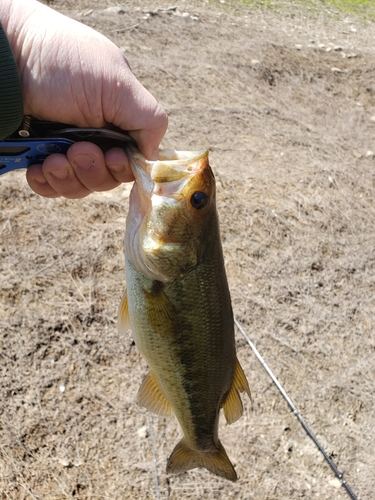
[117,289,130,334]
[166,438,237,482]
[222,357,251,425]
[137,371,174,417]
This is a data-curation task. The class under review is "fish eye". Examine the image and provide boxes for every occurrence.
[190,191,209,210]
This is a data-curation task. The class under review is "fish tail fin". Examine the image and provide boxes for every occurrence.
[166,438,237,482]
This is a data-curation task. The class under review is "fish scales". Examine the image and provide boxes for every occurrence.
[118,149,250,481]
[125,217,234,439]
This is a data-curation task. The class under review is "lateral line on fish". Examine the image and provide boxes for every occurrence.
[234,318,358,500]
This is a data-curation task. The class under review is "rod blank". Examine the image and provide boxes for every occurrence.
[234,318,358,500]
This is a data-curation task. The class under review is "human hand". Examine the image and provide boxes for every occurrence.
[0,0,168,198]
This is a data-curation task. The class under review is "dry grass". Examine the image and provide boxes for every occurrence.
[1,0,375,498]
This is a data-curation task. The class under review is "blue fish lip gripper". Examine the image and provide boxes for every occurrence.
[0,138,75,174]
[0,118,137,175]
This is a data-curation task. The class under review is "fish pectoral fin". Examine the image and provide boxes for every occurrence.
[117,289,130,333]
[222,358,251,425]
[167,438,237,482]
[143,282,179,338]
[137,371,174,417]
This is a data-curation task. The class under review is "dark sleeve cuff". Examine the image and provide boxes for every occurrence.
[0,22,23,140]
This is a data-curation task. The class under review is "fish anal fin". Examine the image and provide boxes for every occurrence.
[223,358,251,425]
[167,438,237,482]
[117,289,130,334]
[137,371,173,417]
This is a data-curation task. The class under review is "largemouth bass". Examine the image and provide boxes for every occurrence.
[118,149,250,481]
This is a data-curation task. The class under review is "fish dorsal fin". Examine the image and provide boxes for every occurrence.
[137,371,174,417]
[117,289,130,334]
[222,358,251,425]
[166,437,237,482]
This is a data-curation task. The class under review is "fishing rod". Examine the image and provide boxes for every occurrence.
[234,318,358,500]
[149,412,161,500]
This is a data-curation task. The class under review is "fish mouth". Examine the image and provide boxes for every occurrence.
[127,148,209,220]
[128,149,209,190]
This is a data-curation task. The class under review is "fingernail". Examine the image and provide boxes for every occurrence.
[72,154,95,170]
[34,176,48,185]
[107,162,125,173]
[48,168,69,180]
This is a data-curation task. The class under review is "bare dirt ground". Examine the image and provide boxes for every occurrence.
[1,0,375,498]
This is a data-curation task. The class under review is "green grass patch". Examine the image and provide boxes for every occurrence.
[240,0,375,20]
[320,0,375,17]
